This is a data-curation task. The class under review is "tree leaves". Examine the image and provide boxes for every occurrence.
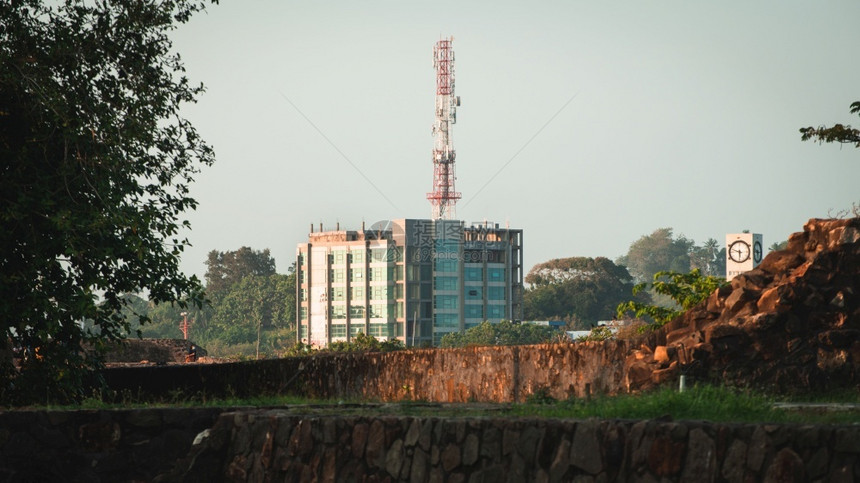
[0,0,213,403]
[799,100,860,148]
[616,269,729,330]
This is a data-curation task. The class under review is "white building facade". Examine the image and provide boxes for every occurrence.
[296,219,523,347]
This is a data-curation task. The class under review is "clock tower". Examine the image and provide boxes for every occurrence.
[726,233,763,279]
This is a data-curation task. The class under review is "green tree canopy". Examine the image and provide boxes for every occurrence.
[800,101,860,147]
[523,257,640,328]
[616,228,694,282]
[205,247,277,298]
[0,0,214,402]
[617,269,729,329]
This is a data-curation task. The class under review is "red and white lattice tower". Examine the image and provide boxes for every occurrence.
[426,37,461,219]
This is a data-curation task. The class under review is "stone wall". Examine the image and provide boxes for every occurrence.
[0,407,225,482]
[101,338,202,364]
[99,341,635,403]
[2,407,858,482]
[166,409,860,482]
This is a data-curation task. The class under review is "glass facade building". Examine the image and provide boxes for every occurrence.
[296,219,523,347]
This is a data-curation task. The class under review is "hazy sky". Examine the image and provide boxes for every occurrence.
[170,1,860,280]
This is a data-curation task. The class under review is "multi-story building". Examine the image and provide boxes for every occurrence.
[296,219,523,347]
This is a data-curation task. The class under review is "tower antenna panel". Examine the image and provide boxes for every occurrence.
[426,37,461,219]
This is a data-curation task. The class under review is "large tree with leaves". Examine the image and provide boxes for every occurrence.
[800,101,860,147]
[616,228,694,283]
[523,257,641,328]
[0,1,215,403]
[204,247,277,298]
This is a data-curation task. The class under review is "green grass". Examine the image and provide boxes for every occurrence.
[511,384,860,424]
[28,384,860,425]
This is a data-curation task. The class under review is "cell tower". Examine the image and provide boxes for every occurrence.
[426,37,461,220]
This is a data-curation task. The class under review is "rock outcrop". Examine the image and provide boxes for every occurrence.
[629,217,860,393]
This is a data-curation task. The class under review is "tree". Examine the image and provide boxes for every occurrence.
[769,241,788,252]
[205,247,277,298]
[800,101,860,147]
[616,228,694,283]
[0,1,214,402]
[439,321,558,348]
[616,269,729,330]
[523,257,641,328]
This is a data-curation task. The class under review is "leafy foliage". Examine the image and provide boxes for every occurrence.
[439,321,558,348]
[327,332,404,353]
[799,101,860,147]
[205,247,277,298]
[616,269,729,330]
[616,228,695,283]
[576,326,615,342]
[523,257,641,328]
[0,0,214,403]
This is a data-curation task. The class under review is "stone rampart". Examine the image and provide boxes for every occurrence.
[0,407,225,482]
[99,341,635,403]
[2,407,859,482]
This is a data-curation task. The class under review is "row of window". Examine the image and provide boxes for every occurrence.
[310,323,404,339]
[319,247,404,266]
[299,265,505,284]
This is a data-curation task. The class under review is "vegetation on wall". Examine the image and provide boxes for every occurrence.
[616,269,729,330]
[439,320,559,348]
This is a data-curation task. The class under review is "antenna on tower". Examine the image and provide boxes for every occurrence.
[426,36,462,220]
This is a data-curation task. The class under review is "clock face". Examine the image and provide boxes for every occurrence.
[753,241,763,263]
[728,240,751,263]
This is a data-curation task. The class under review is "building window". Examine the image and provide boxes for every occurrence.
[488,286,505,301]
[434,295,458,309]
[488,267,505,282]
[434,276,458,291]
[465,267,483,281]
[350,325,365,336]
[466,287,482,300]
[435,313,459,329]
[435,258,457,273]
[465,304,483,318]
[350,251,365,263]
[300,307,308,320]
[371,248,389,262]
[369,304,392,319]
[487,305,505,319]
[369,323,392,338]
[332,250,346,265]
[351,286,364,300]
[330,269,344,283]
[330,305,346,319]
[370,267,385,281]
[371,286,389,300]
[332,287,346,301]
[350,268,364,282]
[388,266,403,281]
[349,305,365,318]
[406,265,420,281]
[330,324,347,337]
[299,324,308,338]
[299,288,308,301]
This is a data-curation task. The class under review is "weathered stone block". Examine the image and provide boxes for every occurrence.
[571,421,602,475]
[681,428,715,483]
[763,447,805,483]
